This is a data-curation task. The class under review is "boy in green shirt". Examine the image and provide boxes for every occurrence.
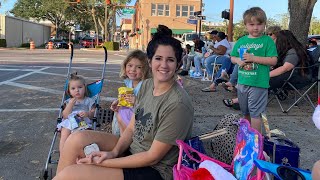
[230,7,278,132]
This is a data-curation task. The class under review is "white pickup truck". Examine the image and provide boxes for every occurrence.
[181,32,206,49]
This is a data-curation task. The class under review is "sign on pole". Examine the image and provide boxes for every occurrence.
[122,8,135,15]
[187,19,198,25]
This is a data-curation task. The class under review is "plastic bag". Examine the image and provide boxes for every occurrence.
[118,87,134,107]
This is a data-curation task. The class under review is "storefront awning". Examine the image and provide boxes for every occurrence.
[150,28,193,35]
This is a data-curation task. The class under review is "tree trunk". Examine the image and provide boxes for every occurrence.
[112,8,117,42]
[288,0,317,44]
[91,7,99,46]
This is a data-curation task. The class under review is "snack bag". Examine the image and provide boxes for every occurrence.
[118,87,134,107]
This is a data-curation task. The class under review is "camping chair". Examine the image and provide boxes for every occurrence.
[40,46,113,180]
[254,159,312,180]
[174,119,265,180]
[268,63,320,113]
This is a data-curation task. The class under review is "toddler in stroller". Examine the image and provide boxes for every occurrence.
[57,73,96,152]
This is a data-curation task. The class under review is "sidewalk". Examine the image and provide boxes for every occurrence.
[182,76,320,170]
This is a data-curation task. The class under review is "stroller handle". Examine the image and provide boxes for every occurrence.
[103,46,107,63]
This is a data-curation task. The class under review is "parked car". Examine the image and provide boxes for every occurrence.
[308,35,320,45]
[81,37,103,48]
[45,40,69,49]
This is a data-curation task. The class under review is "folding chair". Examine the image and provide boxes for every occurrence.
[268,63,320,113]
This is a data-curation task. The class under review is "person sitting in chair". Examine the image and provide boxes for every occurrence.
[269,30,310,91]
[201,32,232,92]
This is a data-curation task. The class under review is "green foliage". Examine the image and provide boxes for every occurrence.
[0,39,6,47]
[20,43,30,47]
[103,41,119,51]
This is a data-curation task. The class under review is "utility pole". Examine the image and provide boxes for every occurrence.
[199,0,202,38]
[228,0,234,42]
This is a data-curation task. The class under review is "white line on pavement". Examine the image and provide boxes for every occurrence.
[0,108,60,112]
[0,67,49,85]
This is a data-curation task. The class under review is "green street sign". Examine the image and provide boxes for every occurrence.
[122,8,135,15]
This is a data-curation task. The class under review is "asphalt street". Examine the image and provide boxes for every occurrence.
[0,48,319,179]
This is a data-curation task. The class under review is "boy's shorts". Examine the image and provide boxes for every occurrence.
[237,84,268,118]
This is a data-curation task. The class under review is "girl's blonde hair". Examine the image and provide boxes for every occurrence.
[67,73,90,97]
[119,50,150,79]
[243,7,267,25]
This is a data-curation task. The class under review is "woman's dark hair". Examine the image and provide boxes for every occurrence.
[217,32,226,40]
[146,25,183,70]
[275,30,309,75]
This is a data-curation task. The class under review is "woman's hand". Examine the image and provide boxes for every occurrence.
[76,151,117,165]
[125,94,135,105]
[110,100,119,112]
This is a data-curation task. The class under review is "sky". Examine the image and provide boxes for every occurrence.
[1,0,319,25]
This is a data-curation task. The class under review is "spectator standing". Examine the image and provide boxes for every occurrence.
[230,7,277,132]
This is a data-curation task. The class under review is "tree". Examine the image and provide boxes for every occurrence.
[11,0,70,38]
[288,0,317,44]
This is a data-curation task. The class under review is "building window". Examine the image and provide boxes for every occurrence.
[151,4,169,16]
[176,5,180,16]
[182,5,188,17]
[158,4,164,16]
[165,5,170,16]
[151,4,156,16]
[176,5,195,17]
[189,6,194,16]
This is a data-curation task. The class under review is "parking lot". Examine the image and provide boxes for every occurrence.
[0,48,319,179]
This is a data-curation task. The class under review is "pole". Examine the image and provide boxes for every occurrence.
[228,0,234,42]
[104,4,108,42]
[199,19,202,38]
[199,0,202,38]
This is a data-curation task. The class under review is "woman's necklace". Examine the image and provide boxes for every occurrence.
[153,81,175,96]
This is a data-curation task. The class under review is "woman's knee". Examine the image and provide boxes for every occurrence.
[62,131,91,154]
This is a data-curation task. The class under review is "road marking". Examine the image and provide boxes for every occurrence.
[0,108,60,112]
[0,64,121,70]
[0,67,49,85]
[6,81,62,94]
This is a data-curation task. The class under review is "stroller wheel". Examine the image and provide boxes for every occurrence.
[40,168,53,180]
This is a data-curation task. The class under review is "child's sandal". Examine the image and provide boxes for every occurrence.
[222,99,233,107]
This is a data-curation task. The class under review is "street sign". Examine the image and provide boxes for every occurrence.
[187,19,197,25]
[90,31,95,38]
[122,8,135,15]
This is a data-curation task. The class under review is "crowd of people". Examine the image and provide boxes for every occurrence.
[52,6,320,180]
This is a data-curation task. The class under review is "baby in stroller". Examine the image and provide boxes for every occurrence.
[57,73,96,152]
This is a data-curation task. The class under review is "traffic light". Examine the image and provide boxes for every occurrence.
[221,10,230,20]
[106,0,111,4]
[194,11,202,16]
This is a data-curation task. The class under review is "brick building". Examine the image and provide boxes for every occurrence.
[130,0,201,50]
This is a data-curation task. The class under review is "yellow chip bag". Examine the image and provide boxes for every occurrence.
[118,87,134,107]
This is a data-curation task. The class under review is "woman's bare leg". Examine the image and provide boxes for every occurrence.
[56,130,119,174]
[54,164,124,180]
[312,160,320,180]
[59,128,71,152]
